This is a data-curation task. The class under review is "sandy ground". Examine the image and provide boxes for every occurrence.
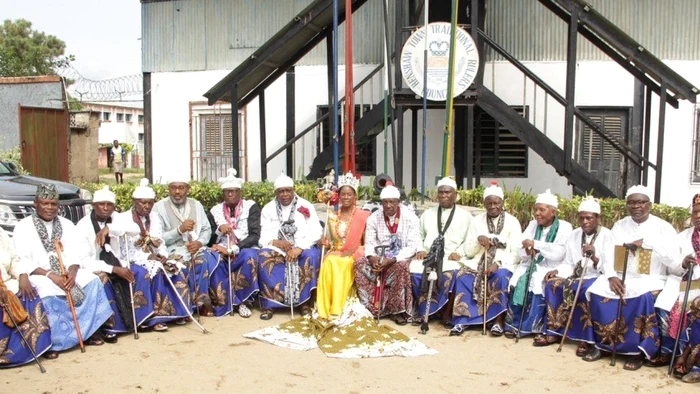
[2,310,696,394]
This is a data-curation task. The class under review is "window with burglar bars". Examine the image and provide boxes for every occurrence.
[316,104,375,175]
[191,111,244,182]
[692,106,700,183]
[574,107,630,196]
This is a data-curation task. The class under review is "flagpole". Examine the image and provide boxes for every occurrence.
[332,0,340,183]
[382,0,390,174]
[441,0,459,177]
[420,1,429,203]
[343,0,355,174]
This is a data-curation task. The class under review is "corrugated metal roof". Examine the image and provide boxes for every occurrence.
[141,0,700,73]
[142,0,395,72]
[485,0,700,61]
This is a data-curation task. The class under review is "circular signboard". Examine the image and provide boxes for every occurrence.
[400,22,480,101]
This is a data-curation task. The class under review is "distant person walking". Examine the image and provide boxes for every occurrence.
[109,140,126,184]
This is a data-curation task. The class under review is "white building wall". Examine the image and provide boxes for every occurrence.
[150,60,699,207]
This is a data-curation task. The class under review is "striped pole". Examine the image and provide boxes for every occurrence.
[421,0,429,203]
[441,0,459,177]
[332,0,340,183]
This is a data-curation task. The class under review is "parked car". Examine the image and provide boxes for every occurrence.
[0,161,92,234]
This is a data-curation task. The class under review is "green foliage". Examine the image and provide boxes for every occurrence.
[0,146,29,174]
[79,180,691,231]
[0,19,74,76]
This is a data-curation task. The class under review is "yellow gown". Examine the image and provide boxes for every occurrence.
[316,211,362,319]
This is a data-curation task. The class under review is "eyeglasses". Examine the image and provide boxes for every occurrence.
[626,199,650,207]
[223,189,241,195]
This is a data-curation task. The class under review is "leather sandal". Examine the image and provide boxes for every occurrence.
[393,314,408,326]
[682,371,700,383]
[582,348,603,362]
[260,309,274,320]
[103,333,118,344]
[153,323,168,332]
[673,362,689,379]
[504,330,517,339]
[86,334,105,346]
[576,343,590,357]
[623,357,644,371]
[643,353,671,368]
[43,351,59,360]
[532,334,557,347]
[490,323,504,337]
[301,305,313,317]
[238,304,252,318]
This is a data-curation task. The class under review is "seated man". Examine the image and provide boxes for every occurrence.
[121,179,192,331]
[13,184,113,359]
[585,185,681,370]
[669,194,700,383]
[258,173,322,320]
[208,168,261,318]
[0,226,52,367]
[355,183,420,325]
[76,186,154,342]
[153,175,213,315]
[506,189,572,338]
[409,177,471,326]
[538,197,613,354]
[450,182,522,336]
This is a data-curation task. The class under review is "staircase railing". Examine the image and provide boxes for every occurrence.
[477,28,654,196]
[263,56,392,169]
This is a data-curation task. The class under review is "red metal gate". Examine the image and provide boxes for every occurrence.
[19,105,69,182]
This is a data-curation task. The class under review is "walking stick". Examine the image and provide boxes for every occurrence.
[516,248,537,343]
[280,232,297,319]
[54,240,85,353]
[320,201,331,263]
[226,236,234,317]
[0,300,46,372]
[162,268,209,334]
[122,235,139,340]
[373,245,389,323]
[187,232,201,322]
[420,267,437,335]
[668,262,696,376]
[482,253,491,336]
[610,243,634,367]
[557,254,591,352]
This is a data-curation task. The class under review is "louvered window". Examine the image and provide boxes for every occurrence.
[200,114,233,154]
[575,108,630,196]
[473,106,529,177]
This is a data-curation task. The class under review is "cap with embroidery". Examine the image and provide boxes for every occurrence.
[536,189,558,209]
[219,168,244,190]
[132,178,156,200]
[273,172,294,190]
[380,182,401,200]
[36,184,59,201]
[483,180,504,201]
[578,196,600,214]
[625,184,652,201]
[93,185,116,204]
[436,176,457,191]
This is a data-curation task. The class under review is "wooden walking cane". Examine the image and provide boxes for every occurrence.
[515,247,537,343]
[668,263,698,376]
[280,232,296,319]
[557,253,592,352]
[54,240,85,353]
[122,235,139,340]
[610,243,635,367]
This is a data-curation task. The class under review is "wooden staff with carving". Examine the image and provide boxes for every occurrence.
[54,239,85,353]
